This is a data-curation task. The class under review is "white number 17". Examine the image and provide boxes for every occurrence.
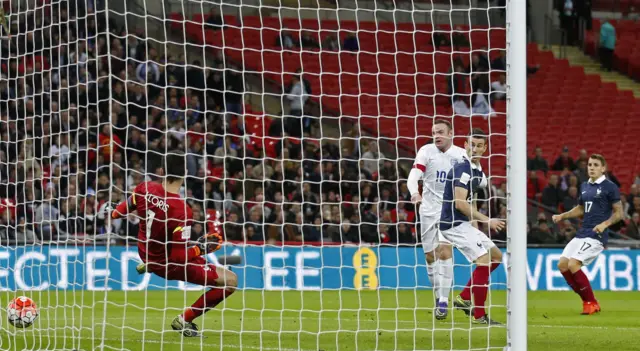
[584,201,593,213]
[146,209,156,238]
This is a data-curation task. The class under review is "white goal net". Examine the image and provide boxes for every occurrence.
[0,0,526,350]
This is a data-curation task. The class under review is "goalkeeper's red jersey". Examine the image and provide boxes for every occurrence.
[131,181,194,265]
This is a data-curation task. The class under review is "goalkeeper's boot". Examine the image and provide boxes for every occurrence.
[581,301,601,315]
[434,301,448,320]
[472,315,503,326]
[136,263,147,275]
[171,315,201,337]
[453,295,473,316]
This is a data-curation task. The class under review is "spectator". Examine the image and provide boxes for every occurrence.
[631,197,640,218]
[542,174,564,209]
[527,146,549,173]
[558,219,576,244]
[529,219,557,244]
[342,33,359,51]
[224,66,244,131]
[34,188,59,241]
[361,141,385,175]
[491,73,507,100]
[599,20,616,71]
[449,58,470,115]
[205,8,223,30]
[619,195,630,220]
[300,31,320,50]
[527,170,545,199]
[284,74,309,137]
[563,186,579,212]
[322,35,339,51]
[576,149,589,165]
[276,31,297,49]
[574,160,589,184]
[552,146,576,171]
[625,212,640,239]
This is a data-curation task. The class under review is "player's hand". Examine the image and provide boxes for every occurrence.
[98,201,119,220]
[593,222,609,233]
[551,214,562,224]
[488,218,506,231]
[411,194,422,205]
[196,232,224,254]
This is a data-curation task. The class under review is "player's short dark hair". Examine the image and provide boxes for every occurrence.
[165,152,186,182]
[433,119,452,131]
[468,128,488,142]
[589,154,607,167]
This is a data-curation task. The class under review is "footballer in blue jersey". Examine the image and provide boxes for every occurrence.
[552,154,623,315]
[439,128,505,325]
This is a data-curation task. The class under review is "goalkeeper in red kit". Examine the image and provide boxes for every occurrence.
[111,153,237,337]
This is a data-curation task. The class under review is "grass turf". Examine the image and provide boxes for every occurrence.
[0,290,638,350]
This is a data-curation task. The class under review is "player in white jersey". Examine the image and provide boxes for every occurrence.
[407,119,468,320]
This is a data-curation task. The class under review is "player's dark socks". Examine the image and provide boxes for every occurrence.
[184,287,235,323]
[471,265,490,319]
[572,270,596,302]
[460,281,471,301]
[561,270,581,295]
[490,262,500,272]
[459,262,499,302]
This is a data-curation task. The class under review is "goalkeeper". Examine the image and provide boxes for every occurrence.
[111,152,237,337]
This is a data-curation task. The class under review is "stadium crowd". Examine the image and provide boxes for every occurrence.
[0,1,634,248]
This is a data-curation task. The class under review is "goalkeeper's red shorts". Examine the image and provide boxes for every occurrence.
[147,256,220,286]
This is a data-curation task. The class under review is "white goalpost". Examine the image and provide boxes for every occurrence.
[0,0,527,350]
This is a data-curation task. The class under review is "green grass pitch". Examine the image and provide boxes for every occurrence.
[0,290,638,350]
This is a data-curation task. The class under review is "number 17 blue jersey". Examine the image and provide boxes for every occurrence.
[577,175,620,245]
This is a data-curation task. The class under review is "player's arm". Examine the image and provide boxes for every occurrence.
[408,149,427,204]
[594,201,624,233]
[169,224,224,262]
[552,204,584,223]
[111,194,138,219]
[471,193,479,229]
[454,186,504,231]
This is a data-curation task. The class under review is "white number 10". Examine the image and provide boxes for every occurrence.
[585,201,593,213]
[146,209,156,238]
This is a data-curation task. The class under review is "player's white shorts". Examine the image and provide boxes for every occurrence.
[560,237,604,266]
[440,222,496,262]
[420,213,451,253]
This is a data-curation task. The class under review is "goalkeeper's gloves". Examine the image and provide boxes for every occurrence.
[193,232,224,256]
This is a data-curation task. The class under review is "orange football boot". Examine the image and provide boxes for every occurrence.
[581,301,601,315]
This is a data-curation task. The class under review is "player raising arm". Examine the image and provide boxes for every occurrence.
[552,154,623,315]
[111,152,236,337]
[439,128,505,325]
[407,119,468,320]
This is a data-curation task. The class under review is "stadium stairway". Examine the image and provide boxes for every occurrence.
[548,45,640,98]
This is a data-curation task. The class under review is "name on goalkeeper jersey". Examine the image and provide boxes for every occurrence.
[145,193,169,212]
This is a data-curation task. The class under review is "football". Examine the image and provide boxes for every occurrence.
[7,296,38,328]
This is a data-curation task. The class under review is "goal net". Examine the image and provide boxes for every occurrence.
[0,0,525,350]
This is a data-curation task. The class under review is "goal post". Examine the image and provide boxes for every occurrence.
[506,0,528,350]
[0,0,529,349]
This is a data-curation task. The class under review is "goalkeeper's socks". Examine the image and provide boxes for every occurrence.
[183,288,234,323]
[471,265,490,319]
[426,261,439,301]
[572,270,596,302]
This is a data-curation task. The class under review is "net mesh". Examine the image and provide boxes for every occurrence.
[0,0,510,350]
